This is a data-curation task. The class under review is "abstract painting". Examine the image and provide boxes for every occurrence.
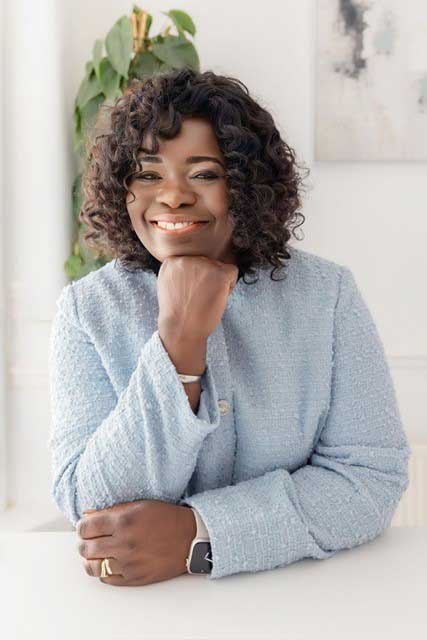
[315,0,427,160]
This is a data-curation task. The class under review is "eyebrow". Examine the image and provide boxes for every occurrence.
[137,155,225,169]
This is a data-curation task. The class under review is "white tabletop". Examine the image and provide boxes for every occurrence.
[1,527,425,640]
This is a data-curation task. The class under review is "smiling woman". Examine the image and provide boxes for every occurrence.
[125,116,238,266]
[79,67,310,281]
[49,67,411,586]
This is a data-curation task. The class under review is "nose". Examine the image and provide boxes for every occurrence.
[155,178,196,209]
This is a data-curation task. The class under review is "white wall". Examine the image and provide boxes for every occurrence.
[3,0,72,514]
[2,0,426,518]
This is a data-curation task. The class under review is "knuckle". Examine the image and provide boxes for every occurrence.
[124,537,138,553]
[117,512,133,530]
[83,561,93,577]
[121,562,141,581]
[216,270,229,285]
[77,540,86,557]
[91,541,103,557]
[119,562,133,579]
[76,519,85,538]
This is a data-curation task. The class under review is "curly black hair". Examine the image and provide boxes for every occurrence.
[80,67,311,284]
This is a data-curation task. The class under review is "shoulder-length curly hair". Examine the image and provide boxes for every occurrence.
[80,67,311,284]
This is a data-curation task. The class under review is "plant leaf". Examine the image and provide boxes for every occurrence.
[73,107,82,134]
[105,16,133,79]
[145,13,153,37]
[73,130,84,155]
[152,34,164,45]
[76,72,102,109]
[99,57,121,100]
[64,254,83,280]
[85,60,94,76]
[120,76,128,93]
[72,174,83,223]
[78,222,96,263]
[151,36,199,71]
[165,10,196,37]
[129,51,162,79]
[92,40,103,80]
[80,93,105,139]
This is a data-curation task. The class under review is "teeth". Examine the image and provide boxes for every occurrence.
[157,221,197,230]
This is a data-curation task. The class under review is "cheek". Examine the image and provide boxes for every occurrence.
[126,181,150,205]
[126,191,149,223]
[205,185,230,218]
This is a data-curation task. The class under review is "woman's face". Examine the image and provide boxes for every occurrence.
[126,116,237,265]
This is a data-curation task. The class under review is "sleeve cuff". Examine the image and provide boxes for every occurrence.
[142,329,222,448]
[179,469,332,580]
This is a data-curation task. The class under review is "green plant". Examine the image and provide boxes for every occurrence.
[66,5,200,281]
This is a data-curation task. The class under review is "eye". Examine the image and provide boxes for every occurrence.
[135,172,220,181]
[193,172,220,180]
[136,173,159,181]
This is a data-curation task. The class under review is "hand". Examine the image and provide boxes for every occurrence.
[157,255,239,341]
[76,500,196,586]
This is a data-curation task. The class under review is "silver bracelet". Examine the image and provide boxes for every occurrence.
[177,373,203,383]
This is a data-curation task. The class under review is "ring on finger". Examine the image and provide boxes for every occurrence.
[101,558,114,577]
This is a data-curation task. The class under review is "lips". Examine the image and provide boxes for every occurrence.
[150,220,209,236]
[150,218,209,223]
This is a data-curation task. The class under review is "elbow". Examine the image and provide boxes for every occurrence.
[51,460,85,529]
[51,446,104,528]
[51,483,81,529]
[376,487,407,535]
[394,442,411,503]
[375,448,411,534]
[348,444,411,544]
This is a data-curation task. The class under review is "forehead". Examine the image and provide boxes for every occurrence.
[142,116,222,157]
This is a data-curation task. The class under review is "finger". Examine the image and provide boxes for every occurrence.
[77,536,117,560]
[83,557,123,578]
[222,263,239,287]
[229,273,239,293]
[77,512,114,539]
[99,574,150,587]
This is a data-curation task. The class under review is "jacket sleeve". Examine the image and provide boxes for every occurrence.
[179,265,412,580]
[48,283,221,528]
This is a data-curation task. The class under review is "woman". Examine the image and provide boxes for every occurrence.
[48,68,411,586]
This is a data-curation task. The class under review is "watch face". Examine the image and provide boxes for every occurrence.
[190,541,213,574]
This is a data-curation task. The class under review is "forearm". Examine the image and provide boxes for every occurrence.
[158,329,207,414]
[51,322,221,527]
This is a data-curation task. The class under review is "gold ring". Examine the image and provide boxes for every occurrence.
[101,558,113,577]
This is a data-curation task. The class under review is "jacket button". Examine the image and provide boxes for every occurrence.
[218,399,231,416]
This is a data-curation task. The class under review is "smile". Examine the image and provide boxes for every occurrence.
[150,221,209,236]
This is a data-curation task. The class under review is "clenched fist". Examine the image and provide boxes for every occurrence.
[157,255,239,342]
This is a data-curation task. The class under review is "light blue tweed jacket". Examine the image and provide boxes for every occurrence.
[48,245,411,580]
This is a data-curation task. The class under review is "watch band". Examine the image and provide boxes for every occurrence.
[192,507,210,540]
[185,507,213,575]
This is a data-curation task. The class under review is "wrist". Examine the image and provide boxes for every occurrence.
[180,505,197,545]
[158,318,209,345]
[158,327,207,375]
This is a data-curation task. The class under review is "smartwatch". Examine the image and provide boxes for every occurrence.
[185,507,213,574]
